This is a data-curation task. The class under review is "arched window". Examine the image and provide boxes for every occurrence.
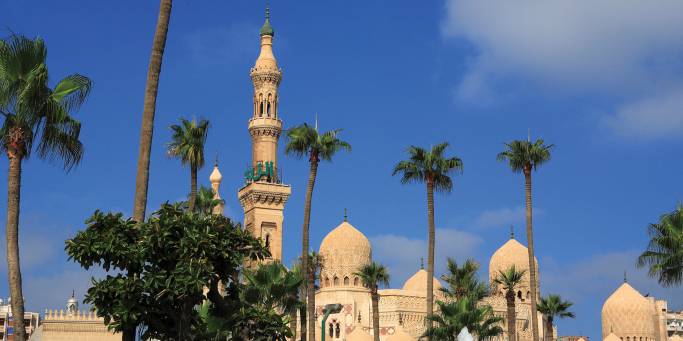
[343,277,350,286]
[517,291,522,300]
[267,94,272,117]
[333,276,339,286]
[328,323,334,337]
[264,234,270,251]
[259,94,264,117]
[335,323,340,338]
[627,337,630,341]
[526,291,530,299]
[354,277,359,286]
[325,277,330,287]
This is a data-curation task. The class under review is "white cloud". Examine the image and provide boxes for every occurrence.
[603,87,683,139]
[442,0,683,139]
[473,206,543,229]
[371,228,483,287]
[443,0,683,93]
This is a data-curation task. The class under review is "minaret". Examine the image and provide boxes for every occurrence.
[209,162,224,215]
[238,5,291,262]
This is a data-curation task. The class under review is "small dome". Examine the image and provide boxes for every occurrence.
[489,237,538,286]
[210,165,222,183]
[604,333,621,341]
[386,326,413,341]
[402,269,442,292]
[346,328,373,341]
[319,221,371,288]
[577,338,587,341]
[670,335,683,341]
[601,282,656,339]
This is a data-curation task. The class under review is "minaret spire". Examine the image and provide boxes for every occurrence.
[510,225,515,239]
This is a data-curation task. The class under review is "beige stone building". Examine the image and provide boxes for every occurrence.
[0,298,39,340]
[601,280,682,341]
[31,293,119,341]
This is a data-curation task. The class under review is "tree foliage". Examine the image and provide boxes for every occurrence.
[392,142,463,192]
[637,204,683,287]
[66,203,292,340]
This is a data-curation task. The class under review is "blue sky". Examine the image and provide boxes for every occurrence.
[1,1,683,339]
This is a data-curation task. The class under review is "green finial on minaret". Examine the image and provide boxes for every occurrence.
[624,270,628,283]
[510,225,515,239]
[260,1,274,36]
[420,257,424,269]
[344,208,348,222]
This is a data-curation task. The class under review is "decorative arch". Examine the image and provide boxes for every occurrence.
[353,277,359,286]
[324,277,330,288]
[333,276,339,286]
[343,276,350,286]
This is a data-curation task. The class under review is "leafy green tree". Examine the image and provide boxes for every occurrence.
[167,117,209,211]
[637,204,683,287]
[440,258,488,301]
[285,123,350,341]
[424,297,503,341]
[354,262,391,341]
[66,203,276,340]
[493,265,527,341]
[497,138,552,341]
[0,34,91,341]
[537,294,575,341]
[193,185,225,216]
[393,143,463,336]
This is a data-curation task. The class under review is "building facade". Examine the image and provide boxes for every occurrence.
[0,298,39,341]
[31,293,119,341]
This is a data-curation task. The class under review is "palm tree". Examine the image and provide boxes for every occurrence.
[537,294,575,341]
[393,143,463,335]
[193,185,224,216]
[285,123,351,341]
[424,297,503,341]
[497,138,552,341]
[355,262,391,341]
[0,35,91,341]
[493,265,527,341]
[440,258,488,301]
[133,0,173,223]
[637,204,683,287]
[167,117,209,211]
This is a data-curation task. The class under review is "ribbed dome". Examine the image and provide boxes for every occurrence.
[346,328,373,341]
[402,269,442,292]
[387,326,413,341]
[319,221,371,288]
[489,237,538,287]
[601,282,656,339]
[210,165,222,183]
[604,333,621,341]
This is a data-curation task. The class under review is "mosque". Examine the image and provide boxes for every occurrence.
[205,7,556,341]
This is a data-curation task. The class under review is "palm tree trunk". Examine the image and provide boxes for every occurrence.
[506,290,516,341]
[300,302,307,341]
[302,158,319,341]
[6,153,26,341]
[372,290,380,341]
[130,2,172,340]
[546,317,553,341]
[289,309,298,340]
[189,165,197,211]
[308,265,316,341]
[524,168,540,341]
[132,0,173,224]
[426,179,435,340]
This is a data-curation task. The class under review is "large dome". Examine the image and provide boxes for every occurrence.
[489,237,539,298]
[601,282,656,340]
[402,269,442,293]
[319,220,372,289]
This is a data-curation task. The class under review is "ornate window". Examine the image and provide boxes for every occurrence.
[325,277,330,287]
[333,276,339,286]
[354,277,359,286]
[517,290,522,300]
[343,277,350,286]
[264,234,270,251]
[335,323,340,338]
[328,323,334,337]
